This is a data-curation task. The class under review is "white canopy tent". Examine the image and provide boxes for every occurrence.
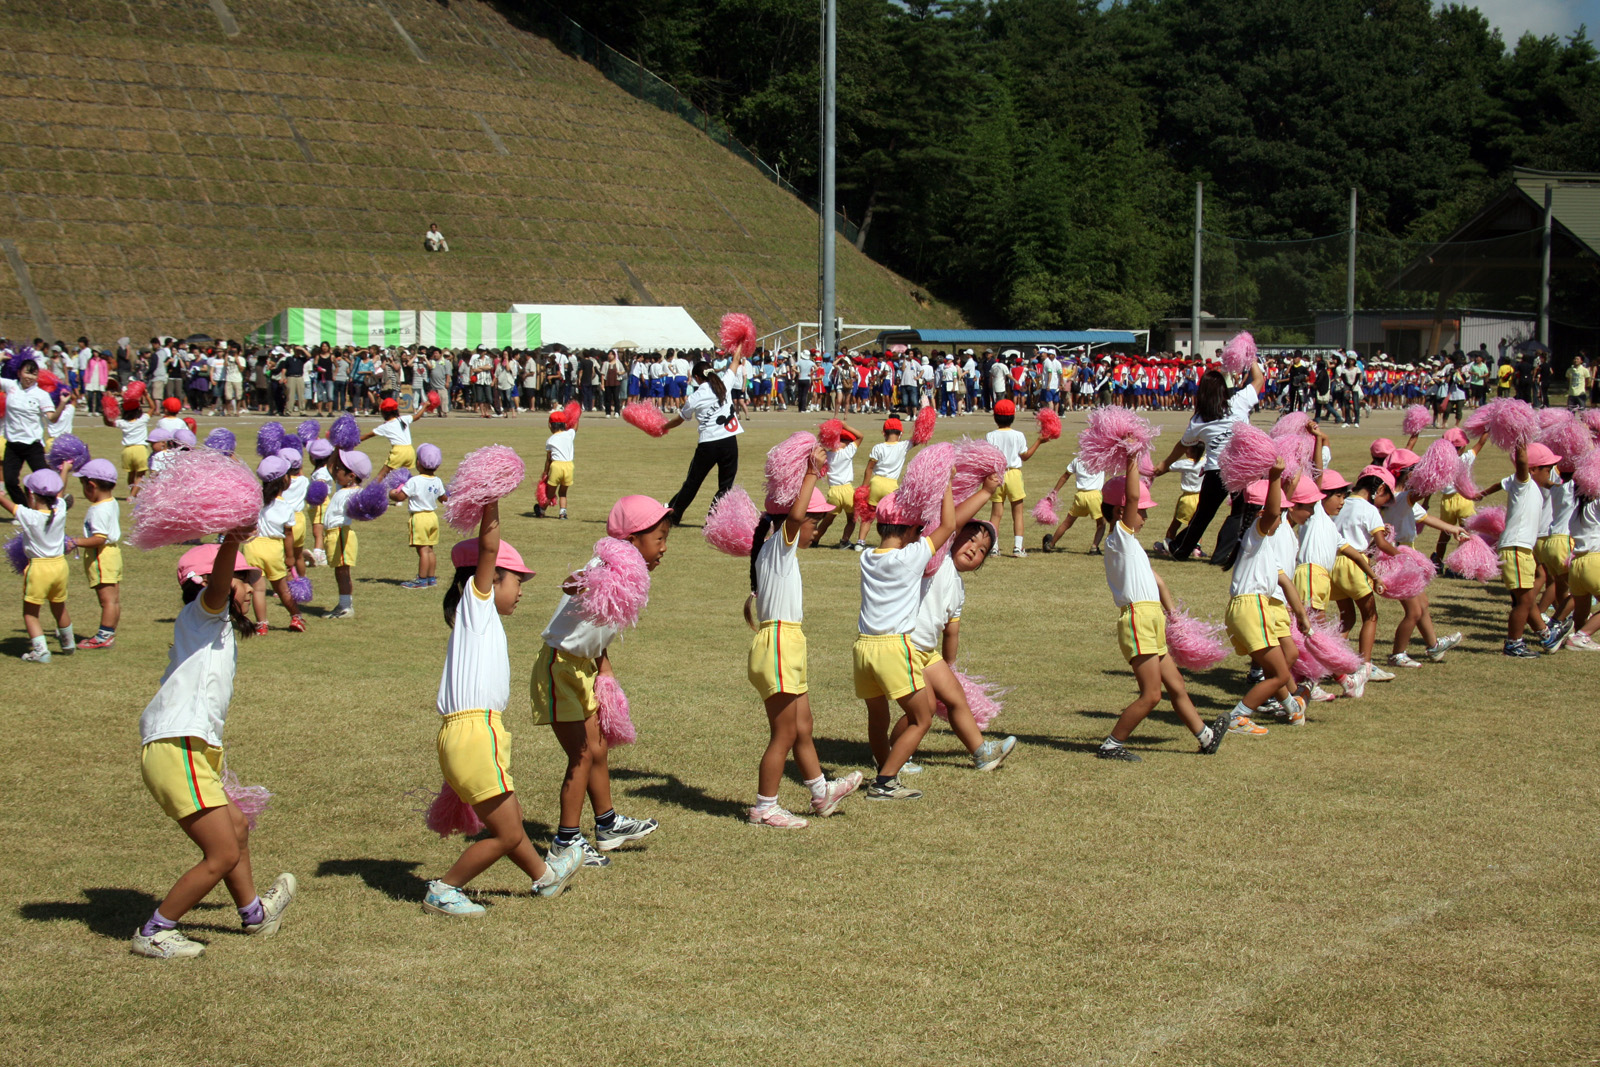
[505,304,713,351]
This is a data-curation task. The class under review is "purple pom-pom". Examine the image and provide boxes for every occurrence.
[306,479,330,506]
[595,674,636,745]
[221,768,272,830]
[443,445,525,532]
[287,573,312,604]
[1220,332,1256,376]
[1406,439,1461,497]
[1373,546,1435,599]
[934,669,1005,730]
[1401,404,1432,437]
[1165,609,1231,671]
[572,537,651,630]
[703,485,760,557]
[345,478,391,521]
[328,414,361,450]
[1218,423,1278,492]
[1445,534,1501,582]
[1078,407,1158,475]
[385,468,413,490]
[204,427,236,454]
[128,450,263,549]
[1031,489,1060,527]
[425,782,485,837]
[256,422,287,458]
[5,532,27,575]
[763,432,820,511]
[46,434,90,471]
[295,419,321,445]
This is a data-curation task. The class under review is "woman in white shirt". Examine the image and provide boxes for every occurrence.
[660,358,743,523]
[2,356,58,504]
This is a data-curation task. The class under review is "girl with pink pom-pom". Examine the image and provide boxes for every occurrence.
[1428,428,1489,570]
[743,448,865,828]
[1380,451,1467,668]
[985,398,1050,558]
[1041,453,1106,555]
[812,420,865,548]
[1093,455,1229,762]
[1292,469,1381,697]
[532,495,673,864]
[1331,467,1400,680]
[422,500,582,918]
[239,455,304,635]
[1561,459,1600,650]
[1494,442,1569,656]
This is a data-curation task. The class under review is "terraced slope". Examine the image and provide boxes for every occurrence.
[0,0,959,344]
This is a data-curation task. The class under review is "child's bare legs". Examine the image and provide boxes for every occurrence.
[922,660,982,754]
[158,804,254,922]
[94,583,120,630]
[1109,653,1204,742]
[878,687,934,778]
[271,576,299,616]
[416,546,436,579]
[1243,645,1291,711]
[1392,593,1438,654]
[335,565,352,597]
[1339,594,1379,660]
[22,600,44,639]
[442,791,547,886]
[311,523,325,555]
[865,696,893,770]
[250,577,268,623]
[759,693,822,797]
[1507,587,1545,641]
[988,498,1003,530]
[1090,517,1106,551]
[1275,636,1302,701]
[552,716,613,830]
[1164,515,1182,542]
[1050,514,1077,544]
[1010,499,1025,550]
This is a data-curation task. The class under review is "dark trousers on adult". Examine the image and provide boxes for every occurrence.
[667,437,738,523]
[1167,469,1245,566]
[3,439,48,505]
[797,381,812,413]
[603,384,620,415]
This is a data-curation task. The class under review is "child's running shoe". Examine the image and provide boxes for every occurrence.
[811,772,863,816]
[1041,535,1054,553]
[595,813,658,852]
[1307,684,1337,702]
[573,837,611,867]
[1387,652,1422,668]
[1095,741,1141,762]
[1286,696,1307,727]
[1152,539,1170,557]
[1566,631,1600,651]
[1246,665,1265,685]
[19,648,51,663]
[865,777,923,800]
[400,577,428,589]
[1502,638,1540,658]
[288,614,307,632]
[325,606,353,620]
[533,844,583,896]
[1013,548,1029,558]
[243,873,298,936]
[1199,713,1229,754]
[76,634,114,649]
[898,760,923,775]
[1366,664,1396,681]
[1228,715,1269,736]
[1542,619,1573,652]
[422,880,485,917]
[972,736,1016,771]
[748,805,809,829]
[130,927,205,959]
[1425,632,1462,661]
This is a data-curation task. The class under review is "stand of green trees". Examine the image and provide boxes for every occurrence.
[538,0,1599,330]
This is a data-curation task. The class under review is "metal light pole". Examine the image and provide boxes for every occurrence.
[818,0,837,360]
[1539,184,1553,346]
[1191,182,1202,358]
[1345,187,1357,355]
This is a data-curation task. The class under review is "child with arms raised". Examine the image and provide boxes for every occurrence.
[1,468,74,661]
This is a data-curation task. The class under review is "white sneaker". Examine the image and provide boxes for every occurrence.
[325,606,354,620]
[533,843,583,897]
[747,805,809,829]
[1565,631,1600,651]
[1339,663,1369,699]
[19,648,50,663]
[130,927,205,959]
[243,872,297,936]
[811,772,863,816]
[1367,664,1396,682]
[898,760,923,775]
[1425,632,1462,661]
[1387,653,1422,668]
[312,548,327,567]
[1307,685,1337,703]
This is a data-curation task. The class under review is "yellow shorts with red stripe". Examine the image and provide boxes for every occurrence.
[852,633,924,701]
[1570,551,1600,597]
[409,510,439,547]
[748,621,808,698]
[83,543,122,587]
[1225,594,1292,655]
[825,482,855,514]
[1537,534,1572,578]
[1068,488,1103,518]
[436,709,514,804]
[307,502,326,527]
[23,555,68,605]
[1330,553,1372,601]
[1116,601,1168,661]
[530,644,599,725]
[242,536,288,582]
[141,736,228,822]
[1294,563,1330,611]
[990,468,1026,504]
[1500,546,1537,590]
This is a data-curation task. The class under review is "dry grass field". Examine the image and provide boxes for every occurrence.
[1,403,1595,1066]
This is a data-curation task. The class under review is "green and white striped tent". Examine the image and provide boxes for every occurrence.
[246,308,416,347]
[417,311,540,351]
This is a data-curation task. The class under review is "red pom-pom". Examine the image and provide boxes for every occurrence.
[1036,408,1062,442]
[595,674,635,746]
[622,402,670,437]
[1031,489,1059,527]
[719,312,758,360]
[912,406,936,446]
[1445,534,1501,582]
[536,477,552,508]
[100,394,120,422]
[1217,423,1278,493]
[704,485,761,557]
[563,401,582,430]
[425,389,441,412]
[123,380,147,403]
[819,419,844,451]
[425,782,484,837]
[853,484,875,523]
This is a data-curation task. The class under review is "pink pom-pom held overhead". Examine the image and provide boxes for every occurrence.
[1539,410,1594,470]
[1373,546,1435,599]
[1464,505,1506,540]
[818,419,844,451]
[1036,408,1062,442]
[1574,449,1600,500]
[950,437,1007,501]
[1454,461,1481,499]
[1220,331,1256,376]
[622,402,671,438]
[1031,489,1060,527]
[424,782,484,838]
[1445,534,1502,582]
[898,441,956,528]
[573,537,651,630]
[220,768,272,831]
[1406,439,1461,497]
[1164,609,1231,671]
[128,449,263,550]
[5,532,26,575]
[764,432,820,511]
[443,445,526,533]
[1217,422,1279,493]
[1269,411,1311,440]
[595,674,636,746]
[1276,433,1314,485]
[703,484,760,557]
[1077,407,1157,476]
[933,669,1006,730]
[1585,408,1600,441]
[1401,404,1432,437]
[1467,398,1539,453]
[719,312,758,360]
[912,406,936,446]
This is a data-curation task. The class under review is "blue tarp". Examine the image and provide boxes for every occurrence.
[876,329,1139,347]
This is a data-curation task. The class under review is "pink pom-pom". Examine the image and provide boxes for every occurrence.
[1078,407,1158,475]
[934,669,1005,730]
[764,432,820,510]
[221,768,272,830]
[5,532,27,575]
[703,484,760,557]
[1031,489,1059,527]
[899,442,956,527]
[912,406,936,446]
[595,674,636,746]
[563,401,582,430]
[1290,619,1326,683]
[443,444,526,532]
[1406,439,1461,497]
[573,537,651,629]
[1220,331,1256,376]
[1585,408,1600,440]
[1454,462,1481,499]
[950,437,1007,501]
[1464,505,1506,540]
[128,450,262,550]
[1401,404,1432,437]
[536,477,552,508]
[1483,398,1539,452]
[305,479,329,506]
[1268,411,1311,440]
[818,419,844,451]
[1539,410,1594,470]
[1304,614,1363,677]
[622,402,671,437]
[1217,423,1278,492]
[1462,398,1498,437]
[853,484,875,523]
[1373,546,1435,599]
[1036,408,1062,442]
[1445,534,1501,582]
[1139,453,1156,480]
[1164,609,1231,671]
[1276,433,1314,485]
[1575,450,1600,500]
[424,782,484,838]
[719,312,757,360]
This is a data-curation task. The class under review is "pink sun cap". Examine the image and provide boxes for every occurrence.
[1318,468,1352,492]
[176,542,261,587]
[449,538,534,576]
[765,487,832,515]
[1103,476,1156,509]
[1288,475,1324,505]
[1525,442,1561,468]
[607,494,672,539]
[1369,437,1396,461]
[1358,464,1397,491]
[1385,448,1420,470]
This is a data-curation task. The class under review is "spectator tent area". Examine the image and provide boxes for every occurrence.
[505,304,714,351]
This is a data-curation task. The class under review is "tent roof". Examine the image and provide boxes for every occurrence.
[875,328,1139,347]
[506,304,713,351]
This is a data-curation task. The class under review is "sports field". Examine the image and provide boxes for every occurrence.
[2,405,1595,1066]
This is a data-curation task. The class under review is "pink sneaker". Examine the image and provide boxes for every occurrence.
[76,634,115,650]
[747,805,809,829]
[811,772,864,817]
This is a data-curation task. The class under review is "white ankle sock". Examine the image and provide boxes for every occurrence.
[803,775,826,800]
[754,794,777,813]
[1014,535,1024,553]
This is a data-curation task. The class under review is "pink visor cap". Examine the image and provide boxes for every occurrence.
[449,538,534,576]
[765,487,832,515]
[1525,442,1562,468]
[1318,468,1351,493]
[176,543,261,587]
[1358,464,1398,492]
[607,494,672,538]
[1103,476,1156,509]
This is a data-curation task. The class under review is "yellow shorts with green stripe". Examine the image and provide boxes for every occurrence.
[868,476,898,506]
[1537,534,1572,578]
[23,555,68,605]
[1225,594,1292,655]
[1500,546,1537,590]
[242,536,288,582]
[1570,551,1600,597]
[1068,488,1103,518]
[291,511,306,549]
[748,621,808,698]
[307,501,326,527]
[825,482,855,514]
[1439,493,1476,525]
[547,460,574,489]
[1116,600,1168,661]
[990,468,1026,504]
[1330,553,1372,601]
[329,527,358,568]
[852,633,924,701]
[1294,562,1330,611]
[409,510,439,547]
[83,543,122,586]
[436,709,514,804]
[385,444,416,472]
[530,644,599,725]
[141,737,228,822]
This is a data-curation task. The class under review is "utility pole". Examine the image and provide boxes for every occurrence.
[1191,182,1202,359]
[818,0,837,361]
[1539,184,1553,346]
[1345,187,1357,355]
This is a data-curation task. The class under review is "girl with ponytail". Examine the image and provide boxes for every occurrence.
[661,357,743,522]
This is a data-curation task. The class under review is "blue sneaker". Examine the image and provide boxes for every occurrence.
[422,879,485,917]
[1542,619,1573,652]
[972,736,1016,772]
[1503,639,1540,659]
[532,843,583,898]
[400,577,428,589]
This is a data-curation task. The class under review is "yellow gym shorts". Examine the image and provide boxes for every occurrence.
[1225,593,1291,656]
[1500,546,1537,590]
[1175,491,1200,526]
[530,643,599,725]
[307,501,326,527]
[1570,551,1600,597]
[910,645,942,673]
[1294,562,1330,612]
[242,536,288,582]
[1330,553,1372,601]
[547,460,574,489]
[1537,534,1572,578]
[748,621,808,698]
[852,632,924,701]
[409,510,440,547]
[1068,488,1103,518]
[121,443,149,474]
[291,511,306,549]
[436,709,514,804]
[83,543,122,587]
[1439,493,1476,525]
[868,476,899,506]
[825,482,855,514]
[141,737,228,822]
[386,444,416,471]
[329,527,359,568]
[990,468,1026,504]
[22,555,68,605]
[1116,600,1169,661]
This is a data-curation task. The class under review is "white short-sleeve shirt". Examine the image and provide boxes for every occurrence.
[83,498,120,546]
[1335,495,1384,554]
[986,428,1028,469]
[869,440,910,481]
[374,415,413,448]
[437,581,510,715]
[1500,475,1545,551]
[1181,383,1259,471]
[911,555,965,651]
[545,428,576,463]
[858,537,933,635]
[139,597,236,747]
[404,475,446,513]
[753,523,804,624]
[1103,521,1160,608]
[825,442,857,486]
[14,500,67,557]
[541,558,624,659]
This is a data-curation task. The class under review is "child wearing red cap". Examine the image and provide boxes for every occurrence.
[1380,451,1465,668]
[102,393,151,496]
[813,421,862,548]
[1,467,73,662]
[533,495,672,864]
[1095,455,1228,761]
[985,398,1047,557]
[539,409,575,520]
[852,416,912,550]
[362,398,415,476]
[423,501,581,917]
[156,395,186,435]
[1497,442,1569,656]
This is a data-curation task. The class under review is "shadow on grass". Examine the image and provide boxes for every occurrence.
[1003,731,1107,755]
[810,735,876,770]
[316,858,428,902]
[20,887,229,939]
[609,767,745,820]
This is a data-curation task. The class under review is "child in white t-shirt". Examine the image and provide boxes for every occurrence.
[70,457,122,649]
[852,416,914,550]
[1043,455,1107,555]
[396,443,448,589]
[1495,443,1566,655]
[1332,466,1400,679]
[984,399,1047,557]
[1154,443,1205,556]
[813,423,861,548]
[539,409,577,520]
[0,468,73,662]
[362,398,414,475]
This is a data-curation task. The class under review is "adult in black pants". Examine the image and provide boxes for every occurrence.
[2,358,54,506]
[1153,357,1265,566]
[663,358,743,523]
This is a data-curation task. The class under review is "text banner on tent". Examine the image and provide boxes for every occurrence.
[417,312,540,350]
[246,309,416,347]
